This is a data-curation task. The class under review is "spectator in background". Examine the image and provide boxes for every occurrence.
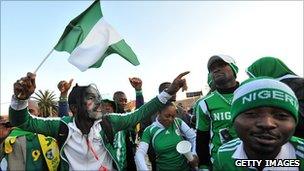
[57,79,73,117]
[99,98,130,170]
[112,77,144,171]
[1,99,59,171]
[135,102,198,171]
[0,116,12,144]
[213,78,304,171]
[28,100,40,116]
[246,56,304,138]
[113,91,128,113]
[196,55,239,170]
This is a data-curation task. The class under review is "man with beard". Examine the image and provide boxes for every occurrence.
[196,55,239,170]
[9,71,189,171]
[213,78,304,171]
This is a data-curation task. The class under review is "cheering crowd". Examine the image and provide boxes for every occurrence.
[1,55,304,171]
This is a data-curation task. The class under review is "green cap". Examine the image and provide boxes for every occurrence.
[207,54,239,77]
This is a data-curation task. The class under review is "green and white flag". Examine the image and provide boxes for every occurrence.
[54,0,140,71]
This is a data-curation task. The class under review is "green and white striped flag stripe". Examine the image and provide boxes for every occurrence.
[54,0,139,71]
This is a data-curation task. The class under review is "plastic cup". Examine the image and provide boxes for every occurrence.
[176,140,193,161]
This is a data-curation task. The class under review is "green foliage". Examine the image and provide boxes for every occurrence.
[32,90,58,117]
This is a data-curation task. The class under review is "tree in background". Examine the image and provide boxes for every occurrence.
[33,90,57,117]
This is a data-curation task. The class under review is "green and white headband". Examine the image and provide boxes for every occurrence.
[231,78,299,122]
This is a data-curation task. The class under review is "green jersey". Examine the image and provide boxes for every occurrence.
[141,118,190,171]
[213,137,304,171]
[195,90,237,160]
[113,130,127,170]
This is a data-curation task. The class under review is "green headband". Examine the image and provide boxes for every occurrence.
[231,78,299,123]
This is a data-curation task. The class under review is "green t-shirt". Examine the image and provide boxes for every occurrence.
[213,137,304,171]
[141,118,190,171]
[195,90,237,160]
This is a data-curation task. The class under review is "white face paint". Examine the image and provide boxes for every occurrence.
[84,86,103,119]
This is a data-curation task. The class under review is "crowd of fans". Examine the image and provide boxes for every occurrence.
[0,55,303,171]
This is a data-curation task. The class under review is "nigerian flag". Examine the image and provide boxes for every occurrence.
[54,0,140,71]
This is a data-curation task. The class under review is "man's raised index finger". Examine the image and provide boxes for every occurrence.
[68,79,74,85]
[177,71,190,79]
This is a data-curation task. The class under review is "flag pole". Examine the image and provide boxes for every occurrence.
[16,48,55,99]
[33,48,55,74]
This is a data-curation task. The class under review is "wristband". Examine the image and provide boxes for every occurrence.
[59,96,67,102]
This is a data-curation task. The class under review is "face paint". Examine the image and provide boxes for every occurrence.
[84,85,103,119]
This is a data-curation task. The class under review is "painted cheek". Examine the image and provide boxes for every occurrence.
[86,100,94,110]
[281,121,296,135]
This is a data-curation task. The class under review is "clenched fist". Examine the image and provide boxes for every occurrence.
[58,79,73,97]
[129,77,142,91]
[13,72,36,100]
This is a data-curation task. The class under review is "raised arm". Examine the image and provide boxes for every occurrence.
[109,71,190,133]
[9,72,61,137]
[57,79,73,117]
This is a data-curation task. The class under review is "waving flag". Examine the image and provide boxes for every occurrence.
[54,0,140,71]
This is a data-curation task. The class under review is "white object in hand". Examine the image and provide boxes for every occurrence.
[176,140,193,161]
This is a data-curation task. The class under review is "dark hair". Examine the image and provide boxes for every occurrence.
[158,101,176,113]
[113,91,125,101]
[158,82,171,93]
[68,84,90,120]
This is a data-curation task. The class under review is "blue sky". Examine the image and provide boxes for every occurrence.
[1,1,303,115]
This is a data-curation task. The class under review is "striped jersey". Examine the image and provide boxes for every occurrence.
[195,90,237,161]
[213,137,304,171]
[141,118,189,171]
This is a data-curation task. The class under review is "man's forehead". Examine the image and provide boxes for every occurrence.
[211,59,227,66]
[117,93,127,99]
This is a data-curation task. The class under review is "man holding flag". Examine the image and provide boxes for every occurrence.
[7,1,187,171]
